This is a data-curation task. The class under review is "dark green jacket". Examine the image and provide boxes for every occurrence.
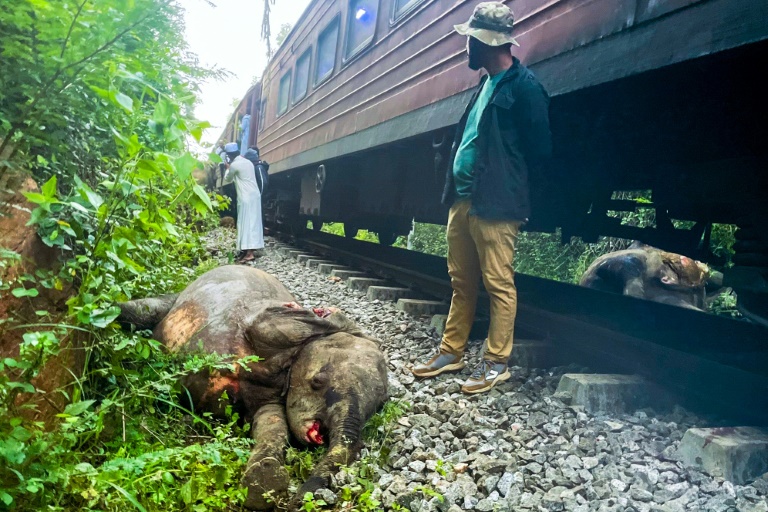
[442,58,552,221]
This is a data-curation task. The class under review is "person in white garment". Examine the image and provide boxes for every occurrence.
[223,142,264,263]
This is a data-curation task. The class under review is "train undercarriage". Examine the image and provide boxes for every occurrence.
[261,38,767,318]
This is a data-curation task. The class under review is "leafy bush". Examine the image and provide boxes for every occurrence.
[402,223,448,257]
[401,213,736,293]
[0,2,254,510]
[320,222,379,243]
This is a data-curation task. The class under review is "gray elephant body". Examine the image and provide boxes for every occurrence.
[117,265,388,509]
[580,242,719,310]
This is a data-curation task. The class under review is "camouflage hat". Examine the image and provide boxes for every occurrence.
[454,1,519,47]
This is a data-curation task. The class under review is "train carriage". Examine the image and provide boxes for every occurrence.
[218,0,768,298]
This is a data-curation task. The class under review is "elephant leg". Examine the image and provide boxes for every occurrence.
[117,294,179,331]
[242,404,291,511]
[292,440,360,506]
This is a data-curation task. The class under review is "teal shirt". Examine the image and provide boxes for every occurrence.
[453,72,505,199]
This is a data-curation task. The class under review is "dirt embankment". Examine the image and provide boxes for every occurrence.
[0,173,82,427]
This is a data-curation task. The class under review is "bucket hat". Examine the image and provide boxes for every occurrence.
[454,1,519,47]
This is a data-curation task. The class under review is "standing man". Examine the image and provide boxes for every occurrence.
[223,142,265,263]
[412,2,552,394]
[241,145,270,198]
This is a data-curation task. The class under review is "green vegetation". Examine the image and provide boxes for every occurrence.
[394,193,736,288]
[276,23,294,48]
[395,223,635,284]
[0,1,249,510]
[318,222,380,243]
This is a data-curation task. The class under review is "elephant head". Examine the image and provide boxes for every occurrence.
[285,331,388,498]
[580,242,724,311]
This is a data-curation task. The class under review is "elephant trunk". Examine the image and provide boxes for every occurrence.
[294,406,364,500]
[707,270,724,289]
[339,410,363,445]
[117,293,179,330]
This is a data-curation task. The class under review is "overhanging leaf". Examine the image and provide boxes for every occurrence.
[75,176,104,209]
[62,399,96,417]
[12,288,39,298]
[104,482,147,512]
[7,382,35,393]
[89,306,121,328]
[41,175,57,198]
[192,184,213,213]
[22,192,47,205]
[189,121,211,143]
[174,153,198,180]
[114,92,133,113]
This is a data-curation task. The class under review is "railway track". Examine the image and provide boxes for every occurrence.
[273,228,768,426]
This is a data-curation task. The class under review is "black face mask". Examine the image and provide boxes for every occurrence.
[467,36,486,71]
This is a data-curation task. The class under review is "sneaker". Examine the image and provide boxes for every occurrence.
[461,360,510,394]
[411,351,465,378]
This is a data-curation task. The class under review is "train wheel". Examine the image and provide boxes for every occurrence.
[377,231,398,246]
[344,223,359,239]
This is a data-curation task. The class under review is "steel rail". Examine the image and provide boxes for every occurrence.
[279,229,768,424]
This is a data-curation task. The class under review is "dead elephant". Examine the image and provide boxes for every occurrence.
[579,242,723,311]
[117,265,388,509]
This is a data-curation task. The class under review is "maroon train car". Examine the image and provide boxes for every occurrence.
[220,0,768,286]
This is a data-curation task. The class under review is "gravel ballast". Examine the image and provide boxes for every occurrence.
[201,230,768,511]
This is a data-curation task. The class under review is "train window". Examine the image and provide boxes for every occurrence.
[391,0,425,23]
[344,0,379,61]
[315,18,339,85]
[278,72,291,116]
[293,48,312,103]
[258,99,267,131]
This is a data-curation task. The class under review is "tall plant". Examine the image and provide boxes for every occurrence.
[0,1,245,509]
[0,0,219,179]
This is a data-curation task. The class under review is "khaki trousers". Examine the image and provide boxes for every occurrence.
[440,200,521,363]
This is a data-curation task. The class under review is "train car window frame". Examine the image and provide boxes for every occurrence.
[258,98,267,132]
[292,47,312,104]
[390,0,426,25]
[343,0,380,64]
[314,16,340,86]
[277,71,292,117]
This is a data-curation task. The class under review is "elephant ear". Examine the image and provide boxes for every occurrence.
[325,311,366,337]
[660,273,679,286]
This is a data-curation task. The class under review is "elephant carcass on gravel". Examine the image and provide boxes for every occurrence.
[579,241,723,310]
[117,265,388,509]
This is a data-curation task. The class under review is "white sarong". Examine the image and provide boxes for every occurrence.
[223,155,264,251]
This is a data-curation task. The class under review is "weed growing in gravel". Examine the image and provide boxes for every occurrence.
[434,458,448,477]
[287,445,327,481]
[301,492,328,510]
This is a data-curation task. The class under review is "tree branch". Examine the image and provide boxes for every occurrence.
[59,10,155,75]
[61,0,89,59]
[0,7,160,159]
[261,0,275,57]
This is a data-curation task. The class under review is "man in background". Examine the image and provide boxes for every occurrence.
[223,142,265,263]
[412,2,552,394]
[241,145,269,198]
